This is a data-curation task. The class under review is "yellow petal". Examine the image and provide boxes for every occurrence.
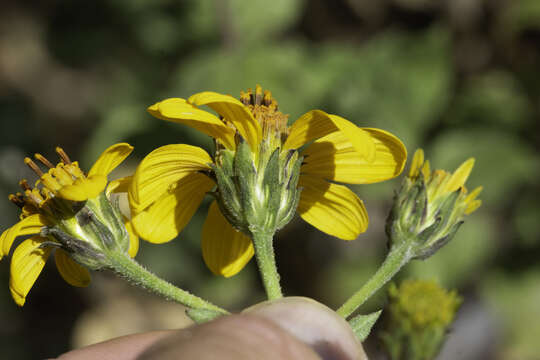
[297,176,369,240]
[445,158,475,192]
[301,128,407,184]
[1,214,48,258]
[124,220,139,258]
[464,186,483,215]
[421,159,431,181]
[129,144,212,213]
[88,143,134,177]
[148,98,236,150]
[54,249,91,287]
[202,201,254,277]
[106,175,132,195]
[9,236,52,306]
[409,149,425,179]
[57,174,107,201]
[284,110,377,162]
[132,172,214,244]
[188,91,262,151]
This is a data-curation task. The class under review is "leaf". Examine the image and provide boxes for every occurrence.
[349,310,382,342]
[185,308,224,324]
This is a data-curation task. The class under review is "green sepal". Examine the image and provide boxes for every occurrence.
[416,217,442,246]
[415,220,463,260]
[233,140,257,221]
[216,148,235,176]
[349,310,382,342]
[434,189,461,231]
[262,148,282,229]
[186,308,224,324]
[210,163,242,224]
[410,179,428,230]
[277,186,302,230]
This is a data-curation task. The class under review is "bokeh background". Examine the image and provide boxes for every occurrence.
[0,0,539,359]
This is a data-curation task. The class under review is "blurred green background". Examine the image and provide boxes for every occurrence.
[0,0,539,358]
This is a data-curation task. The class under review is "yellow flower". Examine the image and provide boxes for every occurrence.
[381,280,462,359]
[408,149,482,216]
[129,86,407,277]
[387,148,482,259]
[0,143,137,306]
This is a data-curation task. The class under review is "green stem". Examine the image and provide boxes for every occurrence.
[107,250,228,315]
[251,231,282,300]
[336,242,413,319]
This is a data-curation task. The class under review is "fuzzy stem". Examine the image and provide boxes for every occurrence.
[336,242,413,319]
[251,231,283,300]
[107,251,228,315]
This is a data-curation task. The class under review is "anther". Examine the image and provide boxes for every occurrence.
[263,90,273,106]
[240,91,251,106]
[9,194,25,208]
[19,179,31,191]
[24,157,44,177]
[35,153,55,168]
[55,147,72,164]
[255,84,263,105]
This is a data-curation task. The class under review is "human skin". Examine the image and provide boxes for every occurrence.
[55,297,368,360]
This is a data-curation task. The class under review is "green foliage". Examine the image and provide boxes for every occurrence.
[349,310,382,341]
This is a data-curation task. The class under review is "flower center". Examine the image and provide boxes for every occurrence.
[9,147,86,217]
[239,85,289,148]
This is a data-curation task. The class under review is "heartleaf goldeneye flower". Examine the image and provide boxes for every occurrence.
[0,143,136,305]
[130,86,406,282]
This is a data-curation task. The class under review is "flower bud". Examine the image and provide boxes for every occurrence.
[386,149,482,259]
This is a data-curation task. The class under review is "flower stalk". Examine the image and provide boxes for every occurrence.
[337,241,414,319]
[251,230,282,300]
[106,250,228,315]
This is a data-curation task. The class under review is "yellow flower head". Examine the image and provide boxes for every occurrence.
[381,279,462,359]
[130,86,407,277]
[0,143,137,306]
[387,148,482,259]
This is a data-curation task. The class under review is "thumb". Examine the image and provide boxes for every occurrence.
[245,296,368,360]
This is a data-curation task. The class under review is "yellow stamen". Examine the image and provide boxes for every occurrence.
[40,172,62,192]
[19,179,31,192]
[255,84,263,105]
[52,166,76,187]
[263,90,273,107]
[26,189,44,207]
[24,158,44,177]
[55,147,72,165]
[9,194,25,208]
[240,91,250,106]
[34,154,55,169]
[62,162,85,179]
